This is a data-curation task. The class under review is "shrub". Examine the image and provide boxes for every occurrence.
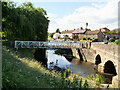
[114,40,120,46]
[109,38,115,42]
[86,37,90,40]
[82,37,86,40]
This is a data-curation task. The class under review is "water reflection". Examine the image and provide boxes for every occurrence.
[46,49,96,77]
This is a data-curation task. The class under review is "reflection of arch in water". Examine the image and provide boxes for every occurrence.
[104,60,117,76]
[95,54,101,65]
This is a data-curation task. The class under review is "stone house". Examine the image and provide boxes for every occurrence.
[104,33,120,40]
[85,30,104,42]
[72,27,103,42]
[61,30,75,39]
[72,27,87,38]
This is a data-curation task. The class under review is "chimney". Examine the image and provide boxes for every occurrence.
[74,29,76,30]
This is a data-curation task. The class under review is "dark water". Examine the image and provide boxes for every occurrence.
[46,49,96,77]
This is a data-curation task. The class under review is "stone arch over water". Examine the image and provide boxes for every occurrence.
[104,60,117,76]
[95,54,101,65]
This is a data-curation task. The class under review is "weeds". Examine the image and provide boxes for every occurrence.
[2,45,103,88]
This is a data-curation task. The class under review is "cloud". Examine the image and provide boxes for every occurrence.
[48,0,119,32]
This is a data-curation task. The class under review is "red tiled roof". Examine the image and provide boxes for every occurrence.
[101,28,110,32]
[61,30,74,34]
[85,30,100,34]
[72,29,86,34]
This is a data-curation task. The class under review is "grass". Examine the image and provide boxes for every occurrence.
[2,45,105,88]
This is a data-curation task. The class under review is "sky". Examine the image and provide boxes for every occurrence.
[13,0,120,33]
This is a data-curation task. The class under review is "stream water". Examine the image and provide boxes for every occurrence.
[46,49,96,77]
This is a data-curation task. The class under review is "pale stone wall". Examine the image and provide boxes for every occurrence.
[72,42,120,87]
[91,43,120,87]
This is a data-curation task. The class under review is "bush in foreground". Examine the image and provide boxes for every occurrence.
[114,39,120,46]
[109,38,115,42]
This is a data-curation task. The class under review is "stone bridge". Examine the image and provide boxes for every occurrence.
[72,42,120,87]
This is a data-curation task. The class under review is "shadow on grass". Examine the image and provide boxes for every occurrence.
[2,46,63,88]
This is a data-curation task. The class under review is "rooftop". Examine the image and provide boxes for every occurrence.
[85,30,100,34]
[72,28,86,34]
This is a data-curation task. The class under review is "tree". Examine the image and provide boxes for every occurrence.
[72,34,78,39]
[64,35,69,39]
[87,29,91,31]
[109,38,115,42]
[2,2,49,41]
[49,33,55,38]
[56,28,60,33]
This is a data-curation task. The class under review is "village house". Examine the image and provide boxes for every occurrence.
[104,33,120,40]
[72,27,87,38]
[59,27,104,42]
[60,30,75,39]
[100,27,110,32]
[85,30,104,42]
[72,27,103,42]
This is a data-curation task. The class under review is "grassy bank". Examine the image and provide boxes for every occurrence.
[2,45,104,88]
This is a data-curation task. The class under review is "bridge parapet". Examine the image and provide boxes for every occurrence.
[15,41,83,49]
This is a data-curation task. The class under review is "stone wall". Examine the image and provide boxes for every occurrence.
[72,42,120,87]
[91,43,120,87]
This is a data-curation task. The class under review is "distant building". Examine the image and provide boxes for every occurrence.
[72,27,87,38]
[53,33,60,39]
[104,33,120,40]
[61,30,75,38]
[85,30,103,42]
[100,28,110,32]
[72,27,103,42]
[112,28,120,33]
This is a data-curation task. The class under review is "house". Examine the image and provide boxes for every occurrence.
[53,33,60,39]
[100,28,110,32]
[104,33,120,40]
[112,28,120,33]
[72,27,103,42]
[85,30,104,42]
[72,27,87,38]
[61,30,75,38]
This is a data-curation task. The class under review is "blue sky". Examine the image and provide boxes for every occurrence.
[14,0,119,33]
[32,2,102,18]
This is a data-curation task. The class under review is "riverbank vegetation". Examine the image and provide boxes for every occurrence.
[3,45,105,88]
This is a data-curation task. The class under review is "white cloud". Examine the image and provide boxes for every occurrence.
[48,0,119,32]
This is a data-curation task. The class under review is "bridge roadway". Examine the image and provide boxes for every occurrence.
[15,41,83,49]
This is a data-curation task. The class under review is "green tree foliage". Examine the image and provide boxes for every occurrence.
[109,38,115,42]
[72,34,78,39]
[86,37,90,40]
[87,29,91,31]
[114,40,120,46]
[2,2,49,41]
[49,33,55,38]
[64,35,69,39]
[56,28,60,33]
[82,37,86,40]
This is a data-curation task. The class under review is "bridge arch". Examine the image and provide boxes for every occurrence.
[95,54,101,65]
[104,60,117,76]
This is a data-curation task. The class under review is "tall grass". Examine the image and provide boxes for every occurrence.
[2,45,103,88]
